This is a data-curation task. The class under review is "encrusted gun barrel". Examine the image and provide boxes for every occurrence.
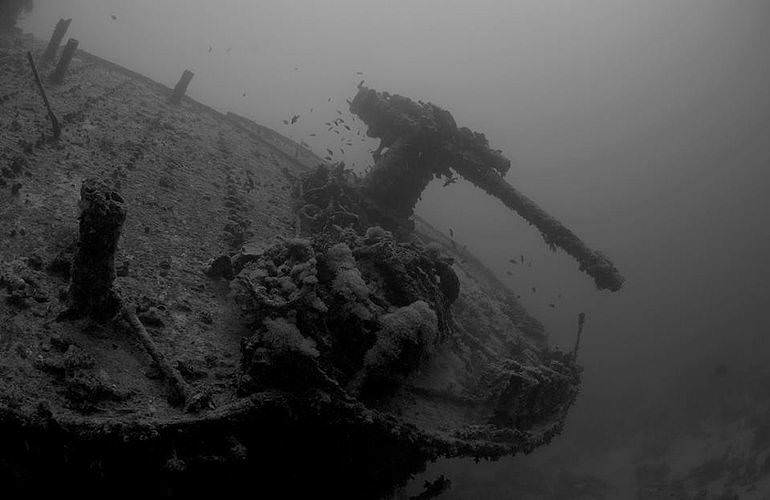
[350,86,624,292]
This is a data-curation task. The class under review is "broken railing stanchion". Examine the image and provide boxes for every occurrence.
[121,305,200,410]
[62,178,207,412]
[49,38,79,84]
[26,51,61,140]
[572,312,586,361]
[169,69,194,104]
[68,178,126,318]
[40,18,72,64]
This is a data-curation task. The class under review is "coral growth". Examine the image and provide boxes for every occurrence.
[354,300,439,393]
[230,224,458,401]
[296,164,413,238]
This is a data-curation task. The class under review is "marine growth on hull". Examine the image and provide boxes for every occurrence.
[0,24,622,497]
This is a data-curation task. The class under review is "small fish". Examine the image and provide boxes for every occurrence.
[449,228,454,238]
[520,255,524,263]
[340,148,344,154]
[282,120,289,125]
[343,125,351,130]
[356,71,364,75]
[509,259,517,264]
[291,114,300,124]
[328,97,332,102]
[209,45,213,53]
[531,287,536,293]
[309,133,316,137]
[111,14,117,20]
[357,80,365,88]
[548,303,555,309]
[310,108,313,113]
[337,110,342,115]
[242,92,246,97]
[294,66,299,71]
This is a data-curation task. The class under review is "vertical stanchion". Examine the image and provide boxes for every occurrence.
[169,70,194,104]
[49,38,79,84]
[40,18,72,64]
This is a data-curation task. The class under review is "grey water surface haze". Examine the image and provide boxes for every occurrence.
[21,0,770,497]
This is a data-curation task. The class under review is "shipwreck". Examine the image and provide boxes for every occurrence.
[0,20,622,498]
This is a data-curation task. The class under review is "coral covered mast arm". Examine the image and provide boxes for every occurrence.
[350,85,624,292]
[451,158,624,291]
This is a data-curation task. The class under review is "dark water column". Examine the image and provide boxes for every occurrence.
[69,178,126,319]
[40,18,72,64]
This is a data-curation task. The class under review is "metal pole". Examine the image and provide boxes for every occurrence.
[40,18,72,64]
[169,69,194,104]
[49,38,79,84]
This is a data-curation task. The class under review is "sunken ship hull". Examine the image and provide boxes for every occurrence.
[0,28,585,497]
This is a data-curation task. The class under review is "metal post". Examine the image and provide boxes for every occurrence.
[40,18,72,64]
[68,178,126,319]
[169,70,194,104]
[49,38,79,84]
